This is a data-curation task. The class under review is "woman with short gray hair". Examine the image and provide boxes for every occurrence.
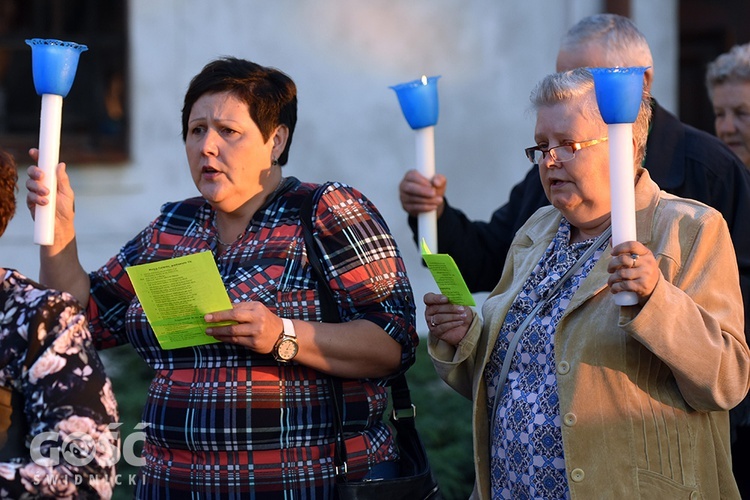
[706,43,750,168]
[426,68,748,499]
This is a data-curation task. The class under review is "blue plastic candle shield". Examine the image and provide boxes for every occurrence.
[27,39,88,97]
[390,76,441,130]
[390,75,441,255]
[26,38,87,246]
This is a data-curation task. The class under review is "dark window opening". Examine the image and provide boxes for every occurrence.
[0,0,128,164]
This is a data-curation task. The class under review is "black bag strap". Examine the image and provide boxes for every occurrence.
[300,189,349,475]
[299,189,340,323]
[300,189,415,479]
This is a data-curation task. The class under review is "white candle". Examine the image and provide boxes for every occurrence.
[34,93,63,246]
[416,125,437,252]
[608,122,638,306]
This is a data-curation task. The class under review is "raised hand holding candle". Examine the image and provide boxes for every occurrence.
[590,66,648,306]
[390,75,441,254]
[26,38,88,246]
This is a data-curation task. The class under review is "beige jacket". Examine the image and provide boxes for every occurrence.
[429,169,749,499]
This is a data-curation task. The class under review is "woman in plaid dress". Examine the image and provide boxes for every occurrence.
[26,58,418,498]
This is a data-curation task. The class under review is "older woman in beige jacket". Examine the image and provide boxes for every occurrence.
[426,68,750,499]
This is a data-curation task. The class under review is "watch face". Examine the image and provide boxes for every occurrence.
[276,339,298,361]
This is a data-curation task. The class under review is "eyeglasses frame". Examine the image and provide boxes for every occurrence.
[524,137,609,164]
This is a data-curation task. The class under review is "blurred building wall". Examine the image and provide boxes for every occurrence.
[2,0,678,329]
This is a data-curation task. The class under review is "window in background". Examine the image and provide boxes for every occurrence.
[0,0,128,164]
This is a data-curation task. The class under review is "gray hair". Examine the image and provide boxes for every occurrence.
[706,43,750,97]
[561,14,654,73]
[530,68,652,167]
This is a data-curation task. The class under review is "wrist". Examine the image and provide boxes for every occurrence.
[272,318,299,362]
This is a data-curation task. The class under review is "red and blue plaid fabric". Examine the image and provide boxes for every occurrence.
[86,178,418,498]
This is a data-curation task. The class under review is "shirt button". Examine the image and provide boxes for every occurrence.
[570,468,585,482]
[563,413,577,426]
[557,361,570,374]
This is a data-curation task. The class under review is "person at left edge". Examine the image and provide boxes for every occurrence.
[25,57,418,497]
[0,149,119,498]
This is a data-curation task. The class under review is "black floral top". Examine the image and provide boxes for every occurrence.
[0,270,119,499]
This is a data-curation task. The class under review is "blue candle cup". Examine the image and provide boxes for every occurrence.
[26,38,88,97]
[390,75,441,130]
[589,67,649,124]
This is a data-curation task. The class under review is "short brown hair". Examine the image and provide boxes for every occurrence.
[181,57,297,166]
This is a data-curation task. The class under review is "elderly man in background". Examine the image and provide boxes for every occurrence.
[400,14,750,495]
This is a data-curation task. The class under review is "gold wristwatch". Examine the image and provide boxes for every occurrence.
[273,318,298,362]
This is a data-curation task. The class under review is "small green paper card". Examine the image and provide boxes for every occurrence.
[126,251,234,350]
[420,239,476,306]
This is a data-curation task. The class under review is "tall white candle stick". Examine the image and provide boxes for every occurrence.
[34,93,63,245]
[590,66,649,306]
[415,126,437,252]
[26,38,88,246]
[390,75,441,254]
[607,123,638,306]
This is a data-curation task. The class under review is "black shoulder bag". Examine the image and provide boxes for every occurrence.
[300,190,441,500]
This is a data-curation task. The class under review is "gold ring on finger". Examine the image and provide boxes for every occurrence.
[630,253,639,268]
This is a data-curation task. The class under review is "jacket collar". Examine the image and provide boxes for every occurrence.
[633,168,660,245]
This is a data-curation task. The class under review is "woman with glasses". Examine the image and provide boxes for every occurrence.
[425,68,748,499]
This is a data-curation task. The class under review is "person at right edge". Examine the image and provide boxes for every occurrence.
[398,13,750,494]
[706,42,750,170]
[426,67,749,499]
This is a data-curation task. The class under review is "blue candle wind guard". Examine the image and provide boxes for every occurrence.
[390,76,441,130]
[589,67,649,124]
[26,38,88,97]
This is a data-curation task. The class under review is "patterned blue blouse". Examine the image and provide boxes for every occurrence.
[85,177,418,498]
[0,269,119,499]
[483,220,608,499]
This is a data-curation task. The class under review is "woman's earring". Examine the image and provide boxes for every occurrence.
[271,157,279,166]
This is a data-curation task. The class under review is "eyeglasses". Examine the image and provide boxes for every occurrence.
[524,137,608,164]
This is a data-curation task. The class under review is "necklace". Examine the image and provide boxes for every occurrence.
[215,232,242,247]
[214,176,286,247]
[272,175,286,194]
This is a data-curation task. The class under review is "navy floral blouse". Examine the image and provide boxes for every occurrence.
[484,220,608,499]
[0,269,119,499]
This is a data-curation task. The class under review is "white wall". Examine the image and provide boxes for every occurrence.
[2,0,677,331]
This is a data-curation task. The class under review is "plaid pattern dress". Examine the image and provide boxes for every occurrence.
[86,177,418,499]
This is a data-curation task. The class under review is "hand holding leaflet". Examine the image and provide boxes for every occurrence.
[126,251,234,349]
[420,239,475,306]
